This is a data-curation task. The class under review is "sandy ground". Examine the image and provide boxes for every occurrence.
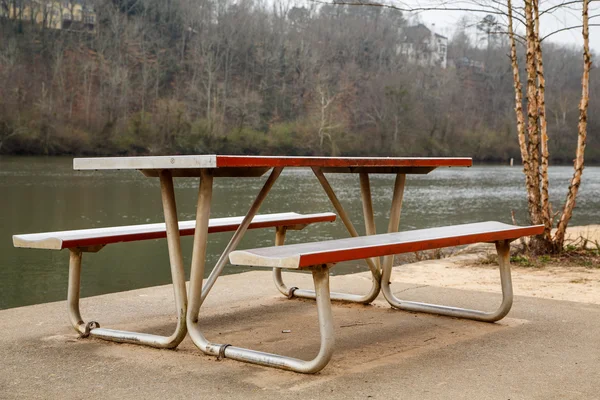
[560,224,600,247]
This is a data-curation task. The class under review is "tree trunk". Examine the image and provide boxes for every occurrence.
[524,0,543,232]
[507,0,529,181]
[553,0,591,250]
[533,0,553,247]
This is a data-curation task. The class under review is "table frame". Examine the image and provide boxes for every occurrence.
[72,156,471,354]
[184,167,412,372]
[272,169,406,304]
[68,171,188,348]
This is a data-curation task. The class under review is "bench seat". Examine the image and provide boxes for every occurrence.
[215,221,544,373]
[13,212,337,250]
[229,221,543,269]
[12,211,336,351]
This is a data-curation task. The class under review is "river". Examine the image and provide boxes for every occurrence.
[1,156,598,309]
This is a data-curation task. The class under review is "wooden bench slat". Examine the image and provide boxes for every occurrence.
[13,212,336,250]
[229,222,545,269]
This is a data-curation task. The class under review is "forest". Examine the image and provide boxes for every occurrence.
[0,0,598,162]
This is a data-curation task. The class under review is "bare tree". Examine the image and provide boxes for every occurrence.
[315,83,338,151]
[506,0,593,252]
[318,0,595,253]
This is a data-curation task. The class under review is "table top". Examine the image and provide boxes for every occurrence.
[73,155,472,177]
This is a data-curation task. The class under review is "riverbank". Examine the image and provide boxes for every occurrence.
[1,227,600,398]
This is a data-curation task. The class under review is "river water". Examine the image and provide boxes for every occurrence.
[1,156,598,309]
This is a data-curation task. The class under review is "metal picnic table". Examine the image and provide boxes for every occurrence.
[73,155,472,351]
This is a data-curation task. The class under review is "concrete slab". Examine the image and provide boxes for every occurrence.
[1,269,599,399]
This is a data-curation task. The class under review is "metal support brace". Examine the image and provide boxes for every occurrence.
[272,226,293,297]
[381,240,514,322]
[275,172,406,305]
[187,167,282,341]
[186,168,334,373]
[380,173,406,288]
[275,168,380,304]
[359,172,381,272]
[189,265,335,373]
[199,167,283,304]
[68,170,188,348]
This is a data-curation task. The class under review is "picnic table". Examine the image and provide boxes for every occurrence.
[72,156,469,334]
[15,154,543,373]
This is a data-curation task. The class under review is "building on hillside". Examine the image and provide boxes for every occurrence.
[1,1,96,32]
[397,24,448,69]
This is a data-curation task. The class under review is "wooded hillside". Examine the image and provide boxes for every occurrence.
[0,0,598,162]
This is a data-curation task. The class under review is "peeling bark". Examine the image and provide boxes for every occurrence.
[554,0,591,249]
[524,0,542,227]
[533,0,552,244]
[507,0,531,201]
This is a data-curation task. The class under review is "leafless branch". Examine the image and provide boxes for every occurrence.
[539,0,599,17]
[470,0,526,20]
[309,0,522,22]
[489,29,527,42]
[541,23,600,41]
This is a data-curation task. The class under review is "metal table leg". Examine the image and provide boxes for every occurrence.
[382,239,514,322]
[186,167,279,330]
[378,174,514,321]
[380,173,406,281]
[191,264,335,373]
[186,168,337,373]
[70,170,188,348]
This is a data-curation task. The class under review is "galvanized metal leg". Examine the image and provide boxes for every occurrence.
[68,248,86,334]
[187,167,282,329]
[360,173,381,272]
[69,170,188,348]
[382,240,514,322]
[189,264,335,373]
[273,223,341,298]
[279,168,380,304]
[272,227,294,297]
[188,167,281,338]
[186,168,214,340]
[380,173,406,283]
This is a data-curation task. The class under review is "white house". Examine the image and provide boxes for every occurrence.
[397,24,448,69]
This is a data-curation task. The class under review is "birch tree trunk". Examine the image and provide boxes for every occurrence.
[507,0,530,206]
[553,0,591,250]
[523,0,543,229]
[505,0,591,253]
[533,0,552,246]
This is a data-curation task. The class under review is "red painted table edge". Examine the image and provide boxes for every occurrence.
[215,156,472,168]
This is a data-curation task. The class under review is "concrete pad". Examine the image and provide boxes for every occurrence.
[1,269,599,399]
